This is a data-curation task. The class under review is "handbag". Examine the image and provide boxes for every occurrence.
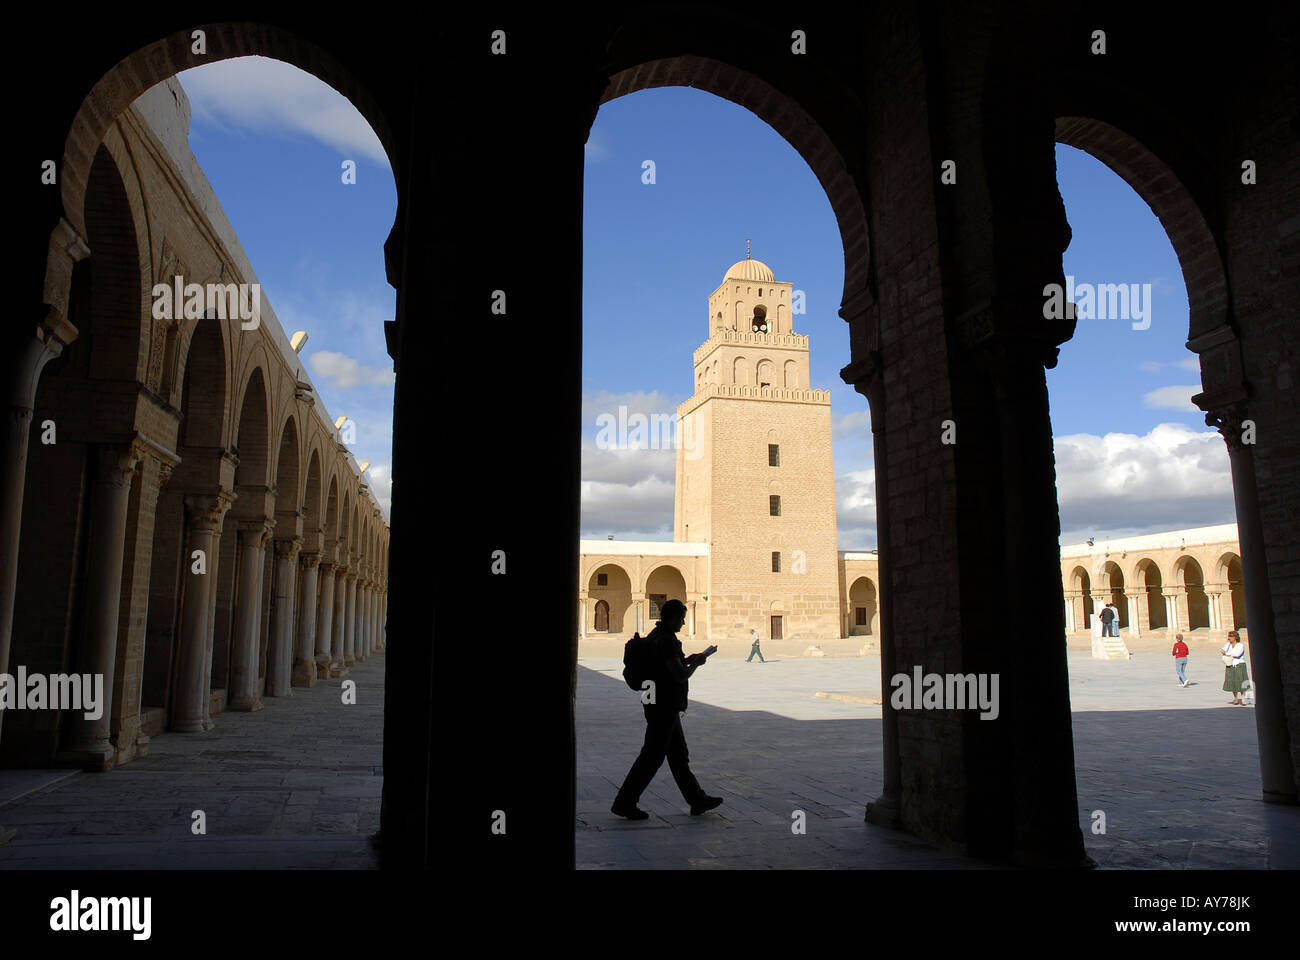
[1221,654,1234,666]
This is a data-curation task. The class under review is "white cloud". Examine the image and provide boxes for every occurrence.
[308,350,396,390]
[1142,384,1201,411]
[177,57,389,167]
[363,463,392,518]
[1138,358,1200,373]
[580,476,675,540]
[1054,423,1233,542]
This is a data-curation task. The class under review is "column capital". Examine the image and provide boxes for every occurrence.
[319,559,338,576]
[1203,401,1251,453]
[184,490,236,532]
[300,551,322,570]
[95,440,147,488]
[274,537,303,560]
[236,517,276,547]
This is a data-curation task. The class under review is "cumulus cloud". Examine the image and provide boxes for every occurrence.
[365,463,392,518]
[836,468,877,549]
[1142,384,1201,411]
[1054,423,1233,543]
[308,350,396,389]
[178,57,389,167]
[580,476,675,541]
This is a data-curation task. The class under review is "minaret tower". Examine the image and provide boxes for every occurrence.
[674,250,840,642]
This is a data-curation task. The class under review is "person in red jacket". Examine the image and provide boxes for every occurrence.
[1172,633,1190,687]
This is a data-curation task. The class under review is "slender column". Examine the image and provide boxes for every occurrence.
[60,443,144,767]
[1208,406,1295,802]
[1205,586,1225,631]
[0,317,78,750]
[228,520,273,711]
[344,569,358,666]
[355,572,369,662]
[1062,591,1076,633]
[315,562,337,676]
[294,553,321,686]
[267,538,301,697]
[1126,595,1140,637]
[372,590,381,654]
[331,564,349,675]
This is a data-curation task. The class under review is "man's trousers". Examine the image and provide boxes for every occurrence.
[615,704,704,806]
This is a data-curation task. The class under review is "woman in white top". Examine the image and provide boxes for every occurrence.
[1220,630,1249,705]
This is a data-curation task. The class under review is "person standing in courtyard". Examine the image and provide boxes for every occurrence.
[613,599,723,819]
[1221,630,1250,705]
[1099,602,1115,638]
[1172,633,1190,687]
[1108,602,1122,636]
[747,627,765,663]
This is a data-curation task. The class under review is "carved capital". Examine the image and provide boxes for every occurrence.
[236,517,276,547]
[274,537,304,561]
[184,491,237,532]
[1204,402,1251,453]
[96,441,146,489]
[300,552,321,571]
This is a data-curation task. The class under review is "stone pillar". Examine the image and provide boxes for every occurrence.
[355,573,369,662]
[331,565,349,675]
[1207,405,1295,803]
[344,569,359,666]
[60,443,144,768]
[688,600,696,638]
[315,561,337,677]
[0,256,81,754]
[294,554,320,686]
[110,447,179,766]
[1063,591,1076,633]
[1205,585,1226,631]
[1126,595,1141,637]
[578,597,586,639]
[228,520,273,711]
[1165,589,1184,633]
[173,494,234,732]
[266,538,301,697]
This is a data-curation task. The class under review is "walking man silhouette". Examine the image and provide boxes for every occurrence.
[747,627,765,662]
[612,599,723,820]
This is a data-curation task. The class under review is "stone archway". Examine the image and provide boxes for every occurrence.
[849,576,877,636]
[1134,558,1167,631]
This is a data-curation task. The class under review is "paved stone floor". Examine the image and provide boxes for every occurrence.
[577,649,1300,869]
[3,645,1297,870]
[0,656,384,869]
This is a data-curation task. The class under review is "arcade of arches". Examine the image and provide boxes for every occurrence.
[1,80,389,772]
[12,6,1297,868]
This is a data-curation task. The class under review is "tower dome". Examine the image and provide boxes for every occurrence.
[722,258,776,284]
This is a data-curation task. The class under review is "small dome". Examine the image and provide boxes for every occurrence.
[723,258,775,284]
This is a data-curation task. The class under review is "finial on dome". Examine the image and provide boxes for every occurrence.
[746,237,751,259]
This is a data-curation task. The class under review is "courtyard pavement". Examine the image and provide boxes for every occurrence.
[1,646,1297,870]
[577,649,1300,869]
[0,657,384,869]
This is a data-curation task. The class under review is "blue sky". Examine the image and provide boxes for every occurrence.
[166,60,1235,545]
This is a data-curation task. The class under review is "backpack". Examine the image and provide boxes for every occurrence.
[622,631,657,691]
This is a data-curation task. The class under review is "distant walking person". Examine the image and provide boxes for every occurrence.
[1172,633,1189,687]
[613,599,722,819]
[1099,602,1115,637]
[1221,630,1250,705]
[747,627,765,663]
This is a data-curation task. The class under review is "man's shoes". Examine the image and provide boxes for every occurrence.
[611,800,650,820]
[690,795,723,815]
